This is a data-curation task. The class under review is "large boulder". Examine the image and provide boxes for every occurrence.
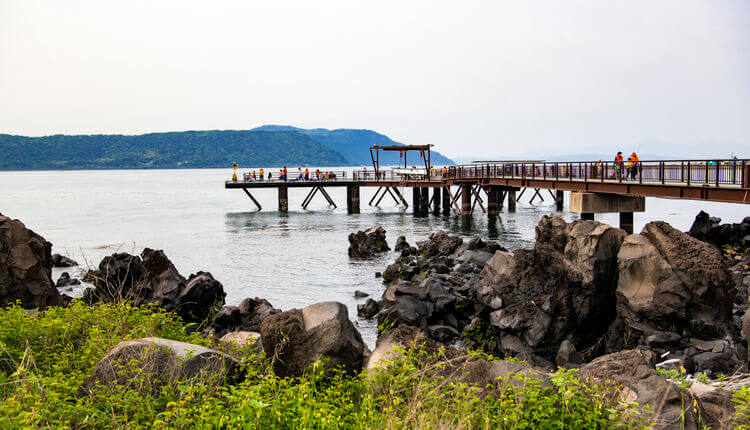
[260,301,365,377]
[687,382,735,430]
[609,222,739,372]
[0,214,62,309]
[56,272,81,288]
[466,215,625,361]
[348,226,389,258]
[211,297,280,337]
[689,210,750,247]
[417,230,463,258]
[376,280,434,330]
[79,337,242,396]
[91,252,145,300]
[88,248,225,324]
[578,349,701,430]
[51,253,78,267]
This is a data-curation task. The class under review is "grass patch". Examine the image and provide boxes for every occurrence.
[0,300,652,429]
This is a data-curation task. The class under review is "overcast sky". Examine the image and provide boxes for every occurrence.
[1,1,748,159]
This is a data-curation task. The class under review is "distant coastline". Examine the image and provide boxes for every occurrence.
[0,126,455,172]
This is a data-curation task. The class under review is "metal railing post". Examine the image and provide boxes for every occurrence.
[715,161,720,186]
[705,161,709,186]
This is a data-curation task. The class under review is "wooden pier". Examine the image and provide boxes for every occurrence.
[226,156,750,233]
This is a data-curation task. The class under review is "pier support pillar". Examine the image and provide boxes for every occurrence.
[412,188,421,215]
[486,186,499,216]
[432,187,441,215]
[570,192,645,231]
[620,212,634,234]
[346,185,360,214]
[507,190,516,212]
[419,188,429,216]
[442,186,451,215]
[278,186,288,212]
[461,184,472,214]
[555,190,564,211]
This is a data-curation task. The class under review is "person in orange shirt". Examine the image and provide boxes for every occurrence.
[630,152,639,180]
[304,168,309,180]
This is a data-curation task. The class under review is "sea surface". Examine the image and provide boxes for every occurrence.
[1,168,747,347]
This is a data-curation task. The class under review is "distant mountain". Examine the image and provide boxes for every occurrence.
[253,125,455,166]
[0,130,348,171]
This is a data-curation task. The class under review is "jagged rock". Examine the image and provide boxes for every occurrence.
[394,236,411,253]
[578,349,701,430]
[211,297,280,337]
[688,382,735,430]
[555,340,583,369]
[367,325,551,395]
[467,216,625,362]
[219,331,262,352]
[534,214,570,252]
[348,226,389,258]
[0,213,62,309]
[56,272,81,288]
[427,324,459,342]
[376,280,433,330]
[260,301,365,377]
[357,298,380,318]
[609,222,739,372]
[417,230,463,258]
[51,253,78,267]
[455,249,493,267]
[92,252,144,299]
[689,210,750,247]
[79,337,242,396]
[89,249,225,324]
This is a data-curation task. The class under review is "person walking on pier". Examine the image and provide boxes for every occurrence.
[259,168,264,181]
[304,168,309,180]
[283,166,288,181]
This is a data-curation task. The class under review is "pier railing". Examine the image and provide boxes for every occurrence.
[240,170,349,183]
[352,169,446,181]
[447,159,750,188]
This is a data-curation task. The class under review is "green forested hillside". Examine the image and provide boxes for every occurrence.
[0,130,349,170]
[252,125,455,166]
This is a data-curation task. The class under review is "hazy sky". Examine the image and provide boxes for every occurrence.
[1,1,748,158]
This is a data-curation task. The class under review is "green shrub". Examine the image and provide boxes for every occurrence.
[0,301,649,429]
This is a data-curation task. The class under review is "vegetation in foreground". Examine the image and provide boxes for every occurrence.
[0,301,744,429]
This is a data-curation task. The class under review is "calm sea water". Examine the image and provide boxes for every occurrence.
[1,168,747,347]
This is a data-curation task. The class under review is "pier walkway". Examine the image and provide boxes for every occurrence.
[226,158,749,233]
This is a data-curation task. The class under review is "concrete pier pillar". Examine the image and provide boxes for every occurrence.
[507,190,516,212]
[419,188,429,216]
[460,184,472,214]
[486,186,499,216]
[432,187,441,215]
[412,187,420,214]
[346,185,360,214]
[278,186,288,212]
[442,186,451,215]
[555,190,564,211]
[570,192,645,230]
[620,212,634,234]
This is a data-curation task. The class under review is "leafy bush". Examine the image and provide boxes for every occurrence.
[0,301,649,429]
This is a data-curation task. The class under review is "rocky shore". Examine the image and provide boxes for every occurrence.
[2,210,749,428]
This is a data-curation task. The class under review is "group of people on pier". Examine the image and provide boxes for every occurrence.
[236,165,339,182]
[612,151,641,180]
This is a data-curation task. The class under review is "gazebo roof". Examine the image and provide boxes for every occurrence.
[372,144,433,151]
